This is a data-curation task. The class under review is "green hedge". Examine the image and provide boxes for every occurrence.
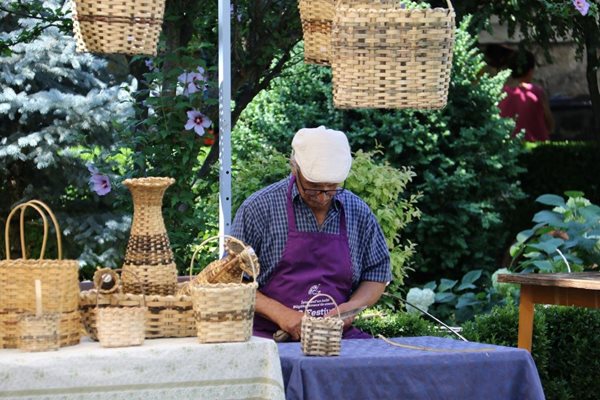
[462,304,600,400]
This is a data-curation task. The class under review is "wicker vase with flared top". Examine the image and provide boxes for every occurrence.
[122,177,178,295]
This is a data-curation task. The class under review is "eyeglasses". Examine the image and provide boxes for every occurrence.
[297,175,345,198]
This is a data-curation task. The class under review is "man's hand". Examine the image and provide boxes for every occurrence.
[255,291,303,341]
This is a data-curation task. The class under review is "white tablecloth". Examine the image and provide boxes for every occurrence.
[0,337,285,400]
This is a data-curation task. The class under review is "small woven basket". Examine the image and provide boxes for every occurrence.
[301,293,344,356]
[189,235,258,343]
[17,280,60,352]
[298,0,335,65]
[331,0,455,109]
[72,0,166,56]
[95,269,147,348]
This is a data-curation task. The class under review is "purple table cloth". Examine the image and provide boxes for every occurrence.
[277,336,545,400]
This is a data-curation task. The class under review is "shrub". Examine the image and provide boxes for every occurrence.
[236,17,525,282]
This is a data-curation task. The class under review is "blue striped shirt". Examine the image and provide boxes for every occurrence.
[231,175,391,290]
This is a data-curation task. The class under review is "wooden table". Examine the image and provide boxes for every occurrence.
[497,272,600,352]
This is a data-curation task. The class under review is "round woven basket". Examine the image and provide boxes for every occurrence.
[72,0,166,56]
[331,0,455,109]
[301,293,344,356]
[189,235,258,343]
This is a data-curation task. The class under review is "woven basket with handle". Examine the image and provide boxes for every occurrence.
[331,0,455,109]
[72,0,165,56]
[189,235,258,343]
[301,293,344,356]
[0,200,80,349]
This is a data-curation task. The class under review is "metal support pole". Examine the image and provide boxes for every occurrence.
[218,0,232,254]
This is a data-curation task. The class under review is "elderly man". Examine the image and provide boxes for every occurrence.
[231,126,391,340]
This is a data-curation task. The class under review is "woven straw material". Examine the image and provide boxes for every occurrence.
[80,291,195,340]
[18,313,60,352]
[300,293,343,356]
[96,306,147,348]
[191,282,258,343]
[0,200,81,349]
[122,177,178,296]
[331,0,455,109]
[72,0,165,56]
[299,0,335,65]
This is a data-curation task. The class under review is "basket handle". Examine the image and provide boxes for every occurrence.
[4,200,60,260]
[303,293,341,320]
[188,235,258,282]
[445,0,453,12]
[95,268,146,308]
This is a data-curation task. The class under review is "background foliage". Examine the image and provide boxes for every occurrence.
[237,18,525,283]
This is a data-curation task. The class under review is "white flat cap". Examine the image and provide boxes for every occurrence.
[292,126,352,183]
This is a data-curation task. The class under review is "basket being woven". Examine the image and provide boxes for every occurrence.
[95,269,147,348]
[72,0,165,56]
[189,235,258,343]
[301,293,344,356]
[299,0,335,65]
[331,0,455,109]
[0,200,80,349]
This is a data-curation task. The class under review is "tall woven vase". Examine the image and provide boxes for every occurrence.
[122,177,177,295]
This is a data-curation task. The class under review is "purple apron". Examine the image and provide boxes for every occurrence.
[253,176,370,340]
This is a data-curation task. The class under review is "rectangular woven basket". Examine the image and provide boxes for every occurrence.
[80,290,195,340]
[331,0,455,109]
[72,0,166,56]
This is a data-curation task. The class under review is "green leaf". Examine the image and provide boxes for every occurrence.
[532,210,565,227]
[435,292,456,303]
[423,281,437,290]
[456,293,481,308]
[536,194,565,207]
[437,278,458,292]
[532,260,553,272]
[516,228,535,244]
[564,191,584,198]
[461,269,482,285]
[528,238,563,255]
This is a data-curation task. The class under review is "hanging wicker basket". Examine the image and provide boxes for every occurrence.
[95,269,147,348]
[298,0,335,65]
[189,235,258,343]
[301,293,344,356]
[331,0,455,109]
[72,0,166,56]
[0,200,80,349]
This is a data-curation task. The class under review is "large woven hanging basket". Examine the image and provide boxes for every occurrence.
[72,0,166,56]
[331,0,455,109]
[189,235,258,343]
[0,200,80,349]
[301,293,344,356]
[298,0,335,65]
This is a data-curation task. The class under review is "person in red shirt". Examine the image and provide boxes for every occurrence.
[499,50,555,142]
